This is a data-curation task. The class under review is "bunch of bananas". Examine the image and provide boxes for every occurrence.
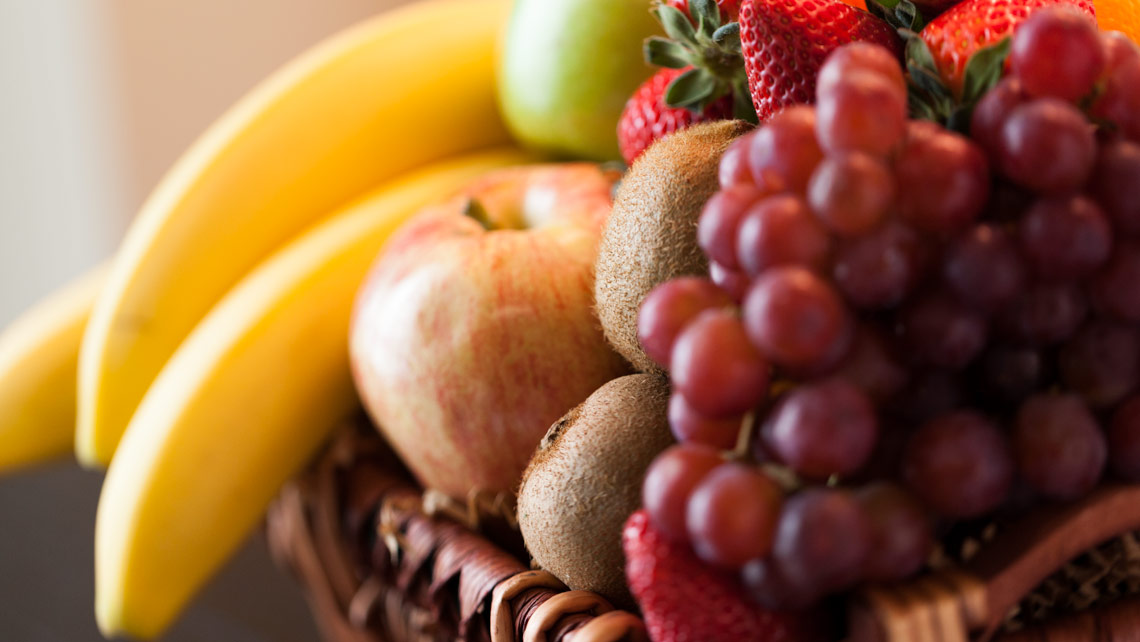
[0,0,538,637]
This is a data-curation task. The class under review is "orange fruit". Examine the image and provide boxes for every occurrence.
[1098,0,1140,44]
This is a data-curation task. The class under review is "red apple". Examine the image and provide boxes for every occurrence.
[349,164,631,499]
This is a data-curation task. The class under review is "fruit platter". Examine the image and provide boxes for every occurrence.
[4,0,1140,639]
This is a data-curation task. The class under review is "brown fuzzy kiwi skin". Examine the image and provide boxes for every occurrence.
[517,374,675,610]
[595,120,754,374]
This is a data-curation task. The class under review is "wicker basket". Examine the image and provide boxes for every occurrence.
[268,423,1140,642]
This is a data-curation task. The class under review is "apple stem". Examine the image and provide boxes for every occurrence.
[464,198,494,231]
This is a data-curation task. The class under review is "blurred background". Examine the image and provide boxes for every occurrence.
[0,1,409,639]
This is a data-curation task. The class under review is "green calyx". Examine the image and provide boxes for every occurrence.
[904,32,1012,134]
[646,0,758,123]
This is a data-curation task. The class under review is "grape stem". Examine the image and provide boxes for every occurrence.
[731,411,756,460]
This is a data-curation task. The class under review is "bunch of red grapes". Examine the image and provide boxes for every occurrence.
[638,7,1140,610]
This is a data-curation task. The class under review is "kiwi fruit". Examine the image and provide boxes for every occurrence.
[595,119,753,374]
[517,373,674,609]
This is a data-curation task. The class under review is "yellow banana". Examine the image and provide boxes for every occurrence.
[0,265,106,474]
[78,0,514,467]
[94,148,538,640]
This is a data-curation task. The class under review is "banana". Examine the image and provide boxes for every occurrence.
[0,265,106,474]
[78,0,514,468]
[94,148,538,640]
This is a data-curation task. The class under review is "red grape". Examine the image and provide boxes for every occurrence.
[1059,321,1140,408]
[735,194,831,276]
[771,488,872,594]
[833,222,926,309]
[698,184,766,270]
[1091,242,1140,322]
[1108,396,1140,482]
[1009,7,1104,102]
[742,267,853,373]
[902,411,1013,519]
[686,463,783,568]
[807,152,895,237]
[709,261,751,303]
[643,444,724,542]
[668,393,742,449]
[817,42,906,97]
[1090,139,1140,235]
[896,126,990,235]
[975,344,1048,406]
[1019,195,1111,280]
[999,98,1096,194]
[971,77,1027,159]
[833,325,909,403]
[719,134,754,189]
[943,224,1026,310]
[1090,50,1140,141]
[899,291,988,369]
[889,371,967,426]
[638,277,734,369]
[742,557,819,611]
[762,378,879,480]
[747,106,823,194]
[671,309,770,416]
[1013,394,1106,501]
[815,71,907,157]
[997,281,1087,345]
[856,483,933,583]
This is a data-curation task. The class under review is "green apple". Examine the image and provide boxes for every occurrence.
[498,0,662,161]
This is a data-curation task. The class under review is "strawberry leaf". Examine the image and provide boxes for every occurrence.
[732,76,760,124]
[646,36,696,69]
[658,4,699,46]
[867,0,926,32]
[713,23,742,54]
[665,68,718,109]
[689,0,721,32]
[960,37,1012,106]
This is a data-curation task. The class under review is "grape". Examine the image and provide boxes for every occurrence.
[889,371,968,427]
[997,281,1087,345]
[1090,50,1140,141]
[817,42,907,97]
[896,126,990,235]
[747,106,824,194]
[971,77,1027,159]
[698,184,766,270]
[642,444,723,542]
[833,325,909,403]
[686,463,783,568]
[638,277,734,369]
[1101,30,1140,72]
[668,393,742,450]
[771,488,872,594]
[975,344,1048,406]
[1009,7,1105,102]
[807,152,895,237]
[709,261,751,303]
[943,224,1026,310]
[742,267,853,373]
[719,134,754,189]
[1091,242,1140,322]
[1019,195,1111,280]
[1108,396,1140,481]
[899,291,988,369]
[833,222,925,309]
[1013,394,1106,501]
[742,557,819,611]
[984,180,1035,223]
[1090,139,1140,235]
[1059,321,1140,408]
[815,71,907,157]
[902,411,1013,519]
[735,194,831,276]
[998,99,1096,194]
[856,419,913,482]
[856,483,933,583]
[761,378,878,480]
[671,309,770,416]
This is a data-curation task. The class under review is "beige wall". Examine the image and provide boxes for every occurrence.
[0,2,413,641]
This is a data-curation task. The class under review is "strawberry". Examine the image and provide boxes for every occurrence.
[618,68,735,164]
[739,0,903,122]
[919,0,1095,97]
[623,509,830,642]
[666,0,744,21]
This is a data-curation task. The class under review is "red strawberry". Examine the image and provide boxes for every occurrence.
[739,0,903,122]
[618,68,735,164]
[623,509,830,642]
[666,0,744,21]
[919,0,1096,97]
